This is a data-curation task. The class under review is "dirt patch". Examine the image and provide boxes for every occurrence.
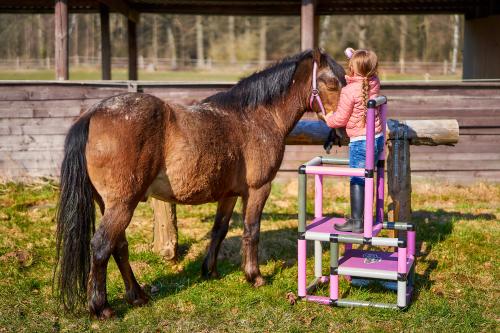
[0,249,32,267]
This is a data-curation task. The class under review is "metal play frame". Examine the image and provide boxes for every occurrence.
[297,96,416,309]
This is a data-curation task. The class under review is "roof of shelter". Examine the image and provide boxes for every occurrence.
[0,0,498,17]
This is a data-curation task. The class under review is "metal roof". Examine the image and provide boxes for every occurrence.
[0,0,498,17]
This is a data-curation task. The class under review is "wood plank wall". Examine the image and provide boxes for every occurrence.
[1,81,499,183]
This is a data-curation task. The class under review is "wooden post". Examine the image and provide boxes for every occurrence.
[54,0,68,80]
[152,199,178,261]
[387,121,412,240]
[301,0,317,50]
[100,4,111,80]
[128,18,138,80]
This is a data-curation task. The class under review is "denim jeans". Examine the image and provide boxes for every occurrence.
[349,135,385,185]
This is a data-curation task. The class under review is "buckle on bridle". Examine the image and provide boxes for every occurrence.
[311,88,319,96]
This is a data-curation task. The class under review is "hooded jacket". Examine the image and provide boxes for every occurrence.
[325,75,382,138]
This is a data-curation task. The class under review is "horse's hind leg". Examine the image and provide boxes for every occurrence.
[88,203,135,319]
[202,196,238,278]
[113,232,148,306]
[241,183,271,287]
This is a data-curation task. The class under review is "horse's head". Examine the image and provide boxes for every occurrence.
[306,48,346,120]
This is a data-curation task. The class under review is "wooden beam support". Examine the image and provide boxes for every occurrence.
[301,0,317,50]
[127,18,138,81]
[100,4,111,80]
[152,199,178,261]
[97,0,139,23]
[54,0,68,80]
[286,119,459,146]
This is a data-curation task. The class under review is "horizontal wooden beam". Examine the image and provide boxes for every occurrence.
[286,119,459,146]
[97,0,139,22]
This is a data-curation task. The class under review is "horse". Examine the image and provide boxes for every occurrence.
[54,48,346,318]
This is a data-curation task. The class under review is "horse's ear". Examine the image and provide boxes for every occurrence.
[312,48,322,64]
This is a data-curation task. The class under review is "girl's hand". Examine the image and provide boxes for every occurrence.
[316,112,326,122]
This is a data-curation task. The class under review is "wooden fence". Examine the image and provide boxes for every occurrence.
[1,81,499,183]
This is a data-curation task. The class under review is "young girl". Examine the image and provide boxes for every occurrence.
[325,48,384,233]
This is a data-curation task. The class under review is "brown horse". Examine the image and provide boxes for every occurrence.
[54,48,346,318]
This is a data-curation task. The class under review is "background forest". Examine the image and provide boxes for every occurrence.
[0,14,462,80]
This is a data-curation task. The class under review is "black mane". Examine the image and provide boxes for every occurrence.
[202,50,345,111]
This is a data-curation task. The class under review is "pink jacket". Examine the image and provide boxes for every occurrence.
[325,75,382,138]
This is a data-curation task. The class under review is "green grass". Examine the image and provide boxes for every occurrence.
[0,180,498,332]
[0,68,462,82]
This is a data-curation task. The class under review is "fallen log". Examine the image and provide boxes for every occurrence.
[286,119,459,146]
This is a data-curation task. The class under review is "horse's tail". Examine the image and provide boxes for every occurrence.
[54,112,96,311]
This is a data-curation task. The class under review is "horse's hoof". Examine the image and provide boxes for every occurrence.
[92,306,115,320]
[201,263,220,279]
[126,287,149,307]
[253,275,266,288]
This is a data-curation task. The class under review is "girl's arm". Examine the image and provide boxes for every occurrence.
[325,88,354,128]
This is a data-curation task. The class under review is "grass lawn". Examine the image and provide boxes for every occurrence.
[0,180,498,332]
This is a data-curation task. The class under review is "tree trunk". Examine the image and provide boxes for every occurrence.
[399,16,407,74]
[358,15,366,49]
[259,17,267,68]
[72,14,79,66]
[152,199,178,261]
[37,15,45,66]
[196,15,204,69]
[319,16,330,49]
[166,24,177,69]
[451,14,460,74]
[152,15,158,67]
[228,16,236,65]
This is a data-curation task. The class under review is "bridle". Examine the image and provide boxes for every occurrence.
[309,61,327,116]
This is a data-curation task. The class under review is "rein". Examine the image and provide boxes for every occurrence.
[309,61,327,116]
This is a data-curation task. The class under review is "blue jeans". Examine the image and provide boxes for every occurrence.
[349,135,385,185]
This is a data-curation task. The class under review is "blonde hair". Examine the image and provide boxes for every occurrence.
[348,49,378,126]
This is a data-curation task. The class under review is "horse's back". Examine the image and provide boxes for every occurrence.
[85,93,167,205]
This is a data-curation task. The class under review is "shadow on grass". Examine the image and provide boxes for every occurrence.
[111,208,495,317]
[410,209,495,301]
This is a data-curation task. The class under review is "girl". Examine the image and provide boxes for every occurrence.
[325,48,384,233]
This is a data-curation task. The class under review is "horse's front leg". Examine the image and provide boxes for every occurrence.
[241,183,271,287]
[202,196,238,279]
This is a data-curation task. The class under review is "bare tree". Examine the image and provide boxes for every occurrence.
[228,16,236,64]
[196,15,204,68]
[151,15,159,67]
[358,16,366,49]
[451,14,460,74]
[319,16,331,49]
[259,17,267,67]
[399,16,407,73]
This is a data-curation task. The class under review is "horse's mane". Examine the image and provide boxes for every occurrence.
[202,50,345,111]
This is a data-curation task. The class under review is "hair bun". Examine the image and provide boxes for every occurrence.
[344,47,355,59]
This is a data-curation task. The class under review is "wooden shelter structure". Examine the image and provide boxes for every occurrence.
[1,0,500,80]
[1,1,499,259]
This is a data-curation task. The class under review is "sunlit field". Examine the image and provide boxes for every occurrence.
[0,68,462,82]
[0,180,498,332]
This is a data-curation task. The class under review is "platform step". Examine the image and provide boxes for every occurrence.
[305,216,383,238]
[338,249,414,280]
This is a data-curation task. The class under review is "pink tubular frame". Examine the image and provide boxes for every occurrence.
[298,96,415,309]
[363,106,376,239]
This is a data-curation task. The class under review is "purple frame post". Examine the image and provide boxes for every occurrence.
[408,230,416,258]
[376,103,387,224]
[398,246,407,274]
[363,106,376,239]
[298,239,307,297]
[315,175,323,218]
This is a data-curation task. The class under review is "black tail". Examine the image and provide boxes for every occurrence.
[54,113,96,311]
